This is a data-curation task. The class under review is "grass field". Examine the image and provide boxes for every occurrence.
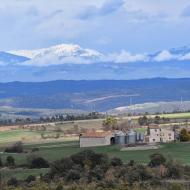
[0,141,190,180]
[0,168,49,180]
[0,111,190,144]
[158,112,190,119]
[0,141,190,165]
[0,112,190,181]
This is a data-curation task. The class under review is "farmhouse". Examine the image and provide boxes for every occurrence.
[80,131,114,148]
[80,129,144,148]
[145,125,175,143]
[80,126,175,148]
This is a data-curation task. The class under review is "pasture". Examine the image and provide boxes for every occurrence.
[158,112,190,119]
[0,111,190,145]
[0,112,190,181]
[0,141,190,180]
[0,141,190,167]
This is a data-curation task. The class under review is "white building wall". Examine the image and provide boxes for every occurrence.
[80,136,111,148]
[149,128,174,143]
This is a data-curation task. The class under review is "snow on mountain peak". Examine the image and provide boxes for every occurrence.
[5,44,190,66]
[9,43,103,60]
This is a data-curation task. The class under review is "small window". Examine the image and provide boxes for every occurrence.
[160,129,161,131]
[153,139,155,142]
[155,129,157,132]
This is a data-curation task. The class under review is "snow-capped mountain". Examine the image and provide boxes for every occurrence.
[150,45,190,62]
[10,43,103,60]
[8,44,190,66]
[0,43,190,82]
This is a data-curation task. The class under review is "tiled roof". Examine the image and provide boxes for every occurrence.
[148,125,160,129]
[80,131,113,138]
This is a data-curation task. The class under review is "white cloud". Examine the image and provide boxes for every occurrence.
[113,51,149,63]
[153,50,177,62]
[179,53,190,60]
[101,50,149,63]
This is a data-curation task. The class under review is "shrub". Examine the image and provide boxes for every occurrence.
[111,157,123,167]
[0,157,3,167]
[30,157,49,168]
[56,184,64,190]
[6,156,15,166]
[71,150,109,168]
[149,153,166,167]
[51,157,74,177]
[180,128,190,142]
[66,169,80,181]
[31,148,39,152]
[4,141,23,153]
[7,177,18,187]
[25,175,36,183]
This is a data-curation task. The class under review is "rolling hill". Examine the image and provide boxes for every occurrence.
[0,78,189,111]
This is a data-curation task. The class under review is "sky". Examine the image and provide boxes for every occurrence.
[1,0,190,54]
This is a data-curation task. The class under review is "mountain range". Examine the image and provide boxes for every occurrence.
[0,78,190,112]
[0,44,190,81]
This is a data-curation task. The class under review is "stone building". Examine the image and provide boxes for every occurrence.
[80,131,114,148]
[145,125,174,143]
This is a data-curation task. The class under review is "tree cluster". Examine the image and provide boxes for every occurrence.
[180,128,190,142]
[2,150,190,190]
[138,116,170,126]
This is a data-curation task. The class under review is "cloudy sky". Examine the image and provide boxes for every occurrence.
[1,0,190,53]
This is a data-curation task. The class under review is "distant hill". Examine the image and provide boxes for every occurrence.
[0,78,190,111]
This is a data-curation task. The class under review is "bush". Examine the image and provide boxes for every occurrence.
[25,175,36,183]
[31,148,39,152]
[0,157,3,167]
[149,153,166,167]
[180,128,190,142]
[4,141,23,153]
[6,156,15,166]
[7,177,18,187]
[66,169,80,181]
[30,157,49,168]
[71,150,109,168]
[111,157,123,167]
[51,157,74,177]
[56,184,64,190]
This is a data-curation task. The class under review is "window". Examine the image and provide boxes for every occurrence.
[155,129,157,132]
[153,139,155,142]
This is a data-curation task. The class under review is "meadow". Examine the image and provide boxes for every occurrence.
[0,112,190,181]
[1,141,190,180]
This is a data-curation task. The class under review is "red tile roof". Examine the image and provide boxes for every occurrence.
[80,131,113,138]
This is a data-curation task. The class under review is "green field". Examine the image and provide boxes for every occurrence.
[0,141,190,165]
[0,112,190,181]
[0,141,190,180]
[158,112,190,119]
[0,168,49,180]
